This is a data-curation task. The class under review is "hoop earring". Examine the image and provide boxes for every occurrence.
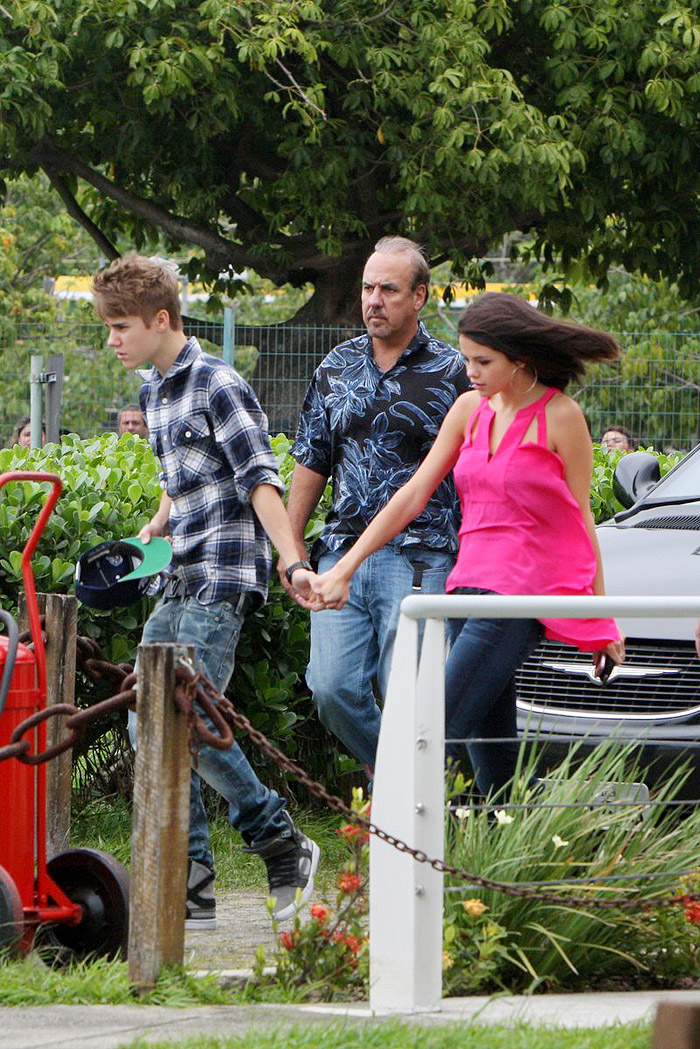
[524,367,538,394]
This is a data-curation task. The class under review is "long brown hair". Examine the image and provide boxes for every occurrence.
[458,293,620,389]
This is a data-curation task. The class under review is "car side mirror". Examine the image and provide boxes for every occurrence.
[612,451,661,509]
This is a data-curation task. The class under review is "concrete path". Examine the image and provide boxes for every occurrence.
[3,991,700,1049]
[183,887,278,970]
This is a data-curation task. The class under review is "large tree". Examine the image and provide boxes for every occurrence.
[3,0,700,325]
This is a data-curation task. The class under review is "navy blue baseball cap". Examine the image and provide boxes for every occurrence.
[75,537,172,609]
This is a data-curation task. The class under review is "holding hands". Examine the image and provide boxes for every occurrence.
[277,557,349,612]
[310,565,350,610]
[285,566,326,612]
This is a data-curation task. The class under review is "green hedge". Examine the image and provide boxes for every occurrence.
[0,435,683,799]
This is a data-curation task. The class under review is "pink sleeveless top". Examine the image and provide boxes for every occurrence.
[446,388,620,651]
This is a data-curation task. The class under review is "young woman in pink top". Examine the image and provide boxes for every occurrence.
[312,293,626,797]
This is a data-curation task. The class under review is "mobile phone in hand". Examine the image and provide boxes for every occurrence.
[596,653,615,684]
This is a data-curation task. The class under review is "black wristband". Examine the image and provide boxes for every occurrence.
[285,560,312,584]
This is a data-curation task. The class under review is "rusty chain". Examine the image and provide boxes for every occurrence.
[7,624,233,761]
[2,629,699,912]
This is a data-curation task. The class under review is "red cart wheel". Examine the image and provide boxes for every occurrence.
[0,864,22,956]
[42,848,129,963]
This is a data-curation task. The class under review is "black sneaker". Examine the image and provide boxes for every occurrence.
[185,858,217,931]
[245,812,320,921]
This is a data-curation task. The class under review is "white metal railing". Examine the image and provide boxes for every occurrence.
[368,594,700,1014]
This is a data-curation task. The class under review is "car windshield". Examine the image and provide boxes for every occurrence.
[638,447,700,503]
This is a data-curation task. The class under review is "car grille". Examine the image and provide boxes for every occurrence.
[515,638,700,719]
[632,515,700,530]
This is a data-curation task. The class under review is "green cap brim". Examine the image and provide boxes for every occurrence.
[120,537,173,581]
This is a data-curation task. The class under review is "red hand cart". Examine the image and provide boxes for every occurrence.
[0,472,129,960]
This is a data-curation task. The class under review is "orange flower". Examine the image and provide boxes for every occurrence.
[337,822,369,842]
[339,873,362,894]
[310,904,330,922]
[462,898,488,918]
[343,934,362,955]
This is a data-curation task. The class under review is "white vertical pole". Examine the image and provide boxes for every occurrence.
[223,307,235,366]
[412,616,445,1008]
[369,613,445,1013]
[30,354,43,449]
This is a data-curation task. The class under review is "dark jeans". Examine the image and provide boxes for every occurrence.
[445,588,543,797]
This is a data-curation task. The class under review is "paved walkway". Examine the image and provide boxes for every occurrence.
[183,888,278,970]
[3,991,700,1049]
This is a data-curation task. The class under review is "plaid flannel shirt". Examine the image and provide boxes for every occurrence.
[138,337,283,606]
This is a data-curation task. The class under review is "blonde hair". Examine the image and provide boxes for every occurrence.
[92,253,183,329]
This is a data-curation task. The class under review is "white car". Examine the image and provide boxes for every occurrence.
[516,448,700,799]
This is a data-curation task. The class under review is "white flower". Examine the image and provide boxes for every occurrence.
[551,834,570,849]
[493,809,514,825]
[454,807,471,820]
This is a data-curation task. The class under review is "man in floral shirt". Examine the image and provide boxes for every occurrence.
[279,236,468,774]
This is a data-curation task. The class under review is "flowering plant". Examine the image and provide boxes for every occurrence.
[252,788,370,1001]
[443,745,700,994]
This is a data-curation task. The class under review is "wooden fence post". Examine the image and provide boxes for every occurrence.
[19,592,77,858]
[128,642,192,992]
[652,1003,700,1049]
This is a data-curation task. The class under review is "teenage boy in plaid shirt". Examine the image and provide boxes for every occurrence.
[92,253,321,930]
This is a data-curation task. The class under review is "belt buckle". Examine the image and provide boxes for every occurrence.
[165,575,185,599]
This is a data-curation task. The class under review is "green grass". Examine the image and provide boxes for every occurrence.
[0,957,234,1006]
[70,798,350,891]
[115,1020,652,1049]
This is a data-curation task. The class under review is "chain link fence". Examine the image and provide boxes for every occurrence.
[2,316,699,450]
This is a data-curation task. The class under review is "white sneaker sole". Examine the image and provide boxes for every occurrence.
[272,839,321,921]
[185,916,218,931]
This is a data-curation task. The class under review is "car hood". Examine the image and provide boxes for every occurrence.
[597,519,700,640]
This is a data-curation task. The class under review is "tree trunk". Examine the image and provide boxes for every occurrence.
[187,248,369,433]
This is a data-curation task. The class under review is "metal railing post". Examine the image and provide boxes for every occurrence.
[223,307,235,366]
[29,354,43,448]
[369,614,445,1013]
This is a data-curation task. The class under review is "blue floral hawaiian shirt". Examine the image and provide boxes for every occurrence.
[292,322,468,553]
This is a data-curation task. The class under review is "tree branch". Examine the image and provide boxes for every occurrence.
[42,165,119,261]
[31,139,256,273]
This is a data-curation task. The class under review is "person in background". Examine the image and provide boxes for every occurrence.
[117,403,148,438]
[312,293,626,798]
[8,416,45,448]
[600,426,635,453]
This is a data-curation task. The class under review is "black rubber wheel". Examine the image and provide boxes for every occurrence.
[42,847,129,962]
[0,864,23,956]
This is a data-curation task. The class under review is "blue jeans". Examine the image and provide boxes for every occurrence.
[307,545,455,770]
[132,593,288,869]
[445,589,543,797]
